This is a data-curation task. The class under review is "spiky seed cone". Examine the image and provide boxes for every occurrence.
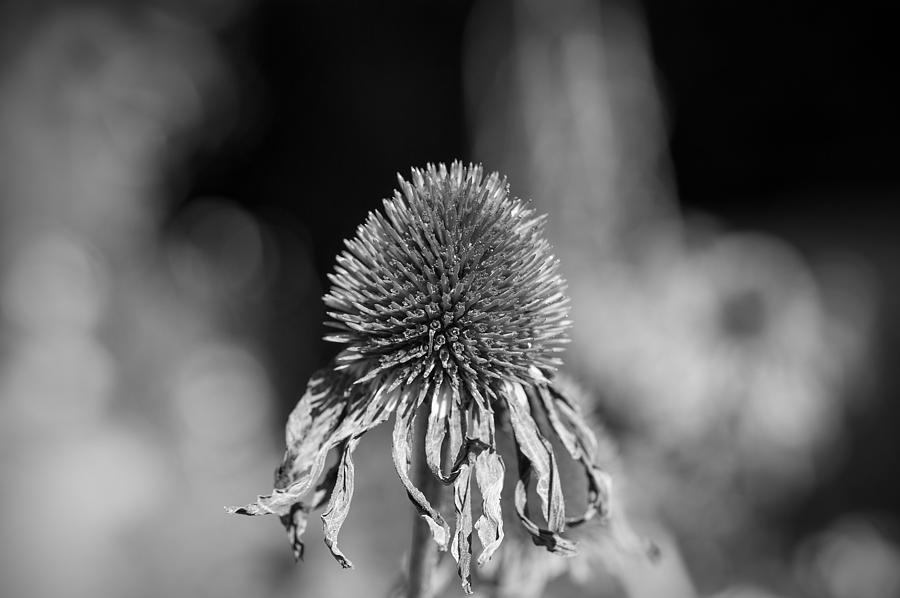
[229,162,617,595]
[323,162,570,396]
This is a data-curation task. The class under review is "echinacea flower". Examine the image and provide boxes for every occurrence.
[228,162,612,593]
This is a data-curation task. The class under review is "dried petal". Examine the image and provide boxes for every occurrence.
[392,392,451,551]
[425,380,461,484]
[505,382,574,555]
[512,451,577,557]
[451,459,474,594]
[321,437,361,568]
[505,382,566,530]
[535,383,612,526]
[280,460,341,561]
[227,370,349,518]
[473,450,505,565]
[447,379,465,468]
[228,367,397,557]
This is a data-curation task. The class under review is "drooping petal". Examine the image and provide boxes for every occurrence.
[512,451,577,557]
[447,378,465,468]
[228,367,397,560]
[425,376,461,484]
[321,437,361,569]
[228,370,350,518]
[280,371,346,487]
[505,382,566,529]
[504,381,575,555]
[450,457,474,594]
[473,449,505,565]
[461,399,506,566]
[534,383,612,526]
[392,389,451,551]
[280,460,341,561]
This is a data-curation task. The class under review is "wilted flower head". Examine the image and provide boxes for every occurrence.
[229,162,613,593]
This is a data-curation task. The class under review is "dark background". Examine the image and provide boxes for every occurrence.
[191,0,899,248]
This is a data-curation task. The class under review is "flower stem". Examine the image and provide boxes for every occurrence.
[407,406,443,598]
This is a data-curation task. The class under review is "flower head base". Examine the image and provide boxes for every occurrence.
[228,163,613,593]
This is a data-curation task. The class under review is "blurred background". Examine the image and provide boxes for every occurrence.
[0,1,897,597]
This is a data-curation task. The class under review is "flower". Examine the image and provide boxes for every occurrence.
[228,162,612,593]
